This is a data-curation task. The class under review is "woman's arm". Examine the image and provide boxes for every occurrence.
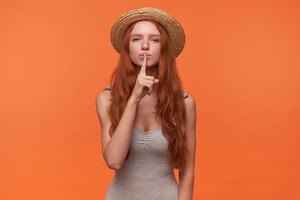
[178,94,197,200]
[96,55,158,170]
[96,90,139,169]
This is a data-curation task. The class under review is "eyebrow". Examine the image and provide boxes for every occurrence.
[131,33,160,37]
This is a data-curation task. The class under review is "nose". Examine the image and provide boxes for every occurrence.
[141,39,149,50]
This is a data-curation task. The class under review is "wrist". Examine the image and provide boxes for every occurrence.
[128,95,140,104]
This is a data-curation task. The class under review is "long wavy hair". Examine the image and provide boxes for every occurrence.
[107,20,189,170]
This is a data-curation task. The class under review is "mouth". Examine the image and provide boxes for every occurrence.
[139,53,151,56]
[139,55,151,59]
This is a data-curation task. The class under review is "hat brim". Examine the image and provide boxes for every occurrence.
[110,7,185,57]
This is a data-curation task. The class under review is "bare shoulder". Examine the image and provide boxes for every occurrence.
[96,85,111,103]
[182,91,196,112]
[96,85,112,126]
[182,91,197,141]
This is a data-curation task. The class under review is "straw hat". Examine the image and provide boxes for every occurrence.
[110,7,185,57]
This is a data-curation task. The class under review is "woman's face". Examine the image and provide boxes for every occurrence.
[129,20,161,68]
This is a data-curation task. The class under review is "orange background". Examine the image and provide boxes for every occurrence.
[1,0,299,199]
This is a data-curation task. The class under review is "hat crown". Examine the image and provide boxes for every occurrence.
[110,7,185,57]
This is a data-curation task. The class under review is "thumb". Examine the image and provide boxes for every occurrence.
[154,79,159,84]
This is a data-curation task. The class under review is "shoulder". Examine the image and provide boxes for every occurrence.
[182,91,197,135]
[182,91,196,113]
[96,85,112,106]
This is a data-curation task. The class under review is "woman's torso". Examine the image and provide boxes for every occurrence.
[103,86,188,200]
[105,127,179,200]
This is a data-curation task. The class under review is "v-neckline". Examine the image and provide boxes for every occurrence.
[133,127,162,135]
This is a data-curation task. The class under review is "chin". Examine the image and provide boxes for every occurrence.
[132,59,158,67]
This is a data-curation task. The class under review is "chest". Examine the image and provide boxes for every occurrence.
[134,97,160,132]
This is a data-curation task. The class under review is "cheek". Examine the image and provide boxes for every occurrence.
[129,45,138,58]
[153,46,161,59]
[129,45,138,54]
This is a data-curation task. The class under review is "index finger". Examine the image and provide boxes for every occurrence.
[140,53,147,75]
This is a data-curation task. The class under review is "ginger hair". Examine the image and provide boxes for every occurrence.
[107,20,189,170]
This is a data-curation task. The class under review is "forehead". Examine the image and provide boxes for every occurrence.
[130,20,160,36]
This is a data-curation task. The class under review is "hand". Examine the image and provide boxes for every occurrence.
[130,54,159,102]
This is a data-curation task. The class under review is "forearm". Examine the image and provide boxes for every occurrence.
[178,174,195,200]
[104,96,139,168]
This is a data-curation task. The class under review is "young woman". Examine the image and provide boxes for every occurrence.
[96,7,197,200]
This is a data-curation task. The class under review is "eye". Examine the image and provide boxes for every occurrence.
[132,38,139,41]
[152,38,160,42]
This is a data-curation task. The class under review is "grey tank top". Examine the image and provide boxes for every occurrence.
[105,127,179,200]
[103,88,188,200]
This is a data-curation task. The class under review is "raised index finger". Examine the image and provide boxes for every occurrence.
[140,53,147,75]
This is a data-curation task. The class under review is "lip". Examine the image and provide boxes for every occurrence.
[139,53,151,56]
[139,55,151,59]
